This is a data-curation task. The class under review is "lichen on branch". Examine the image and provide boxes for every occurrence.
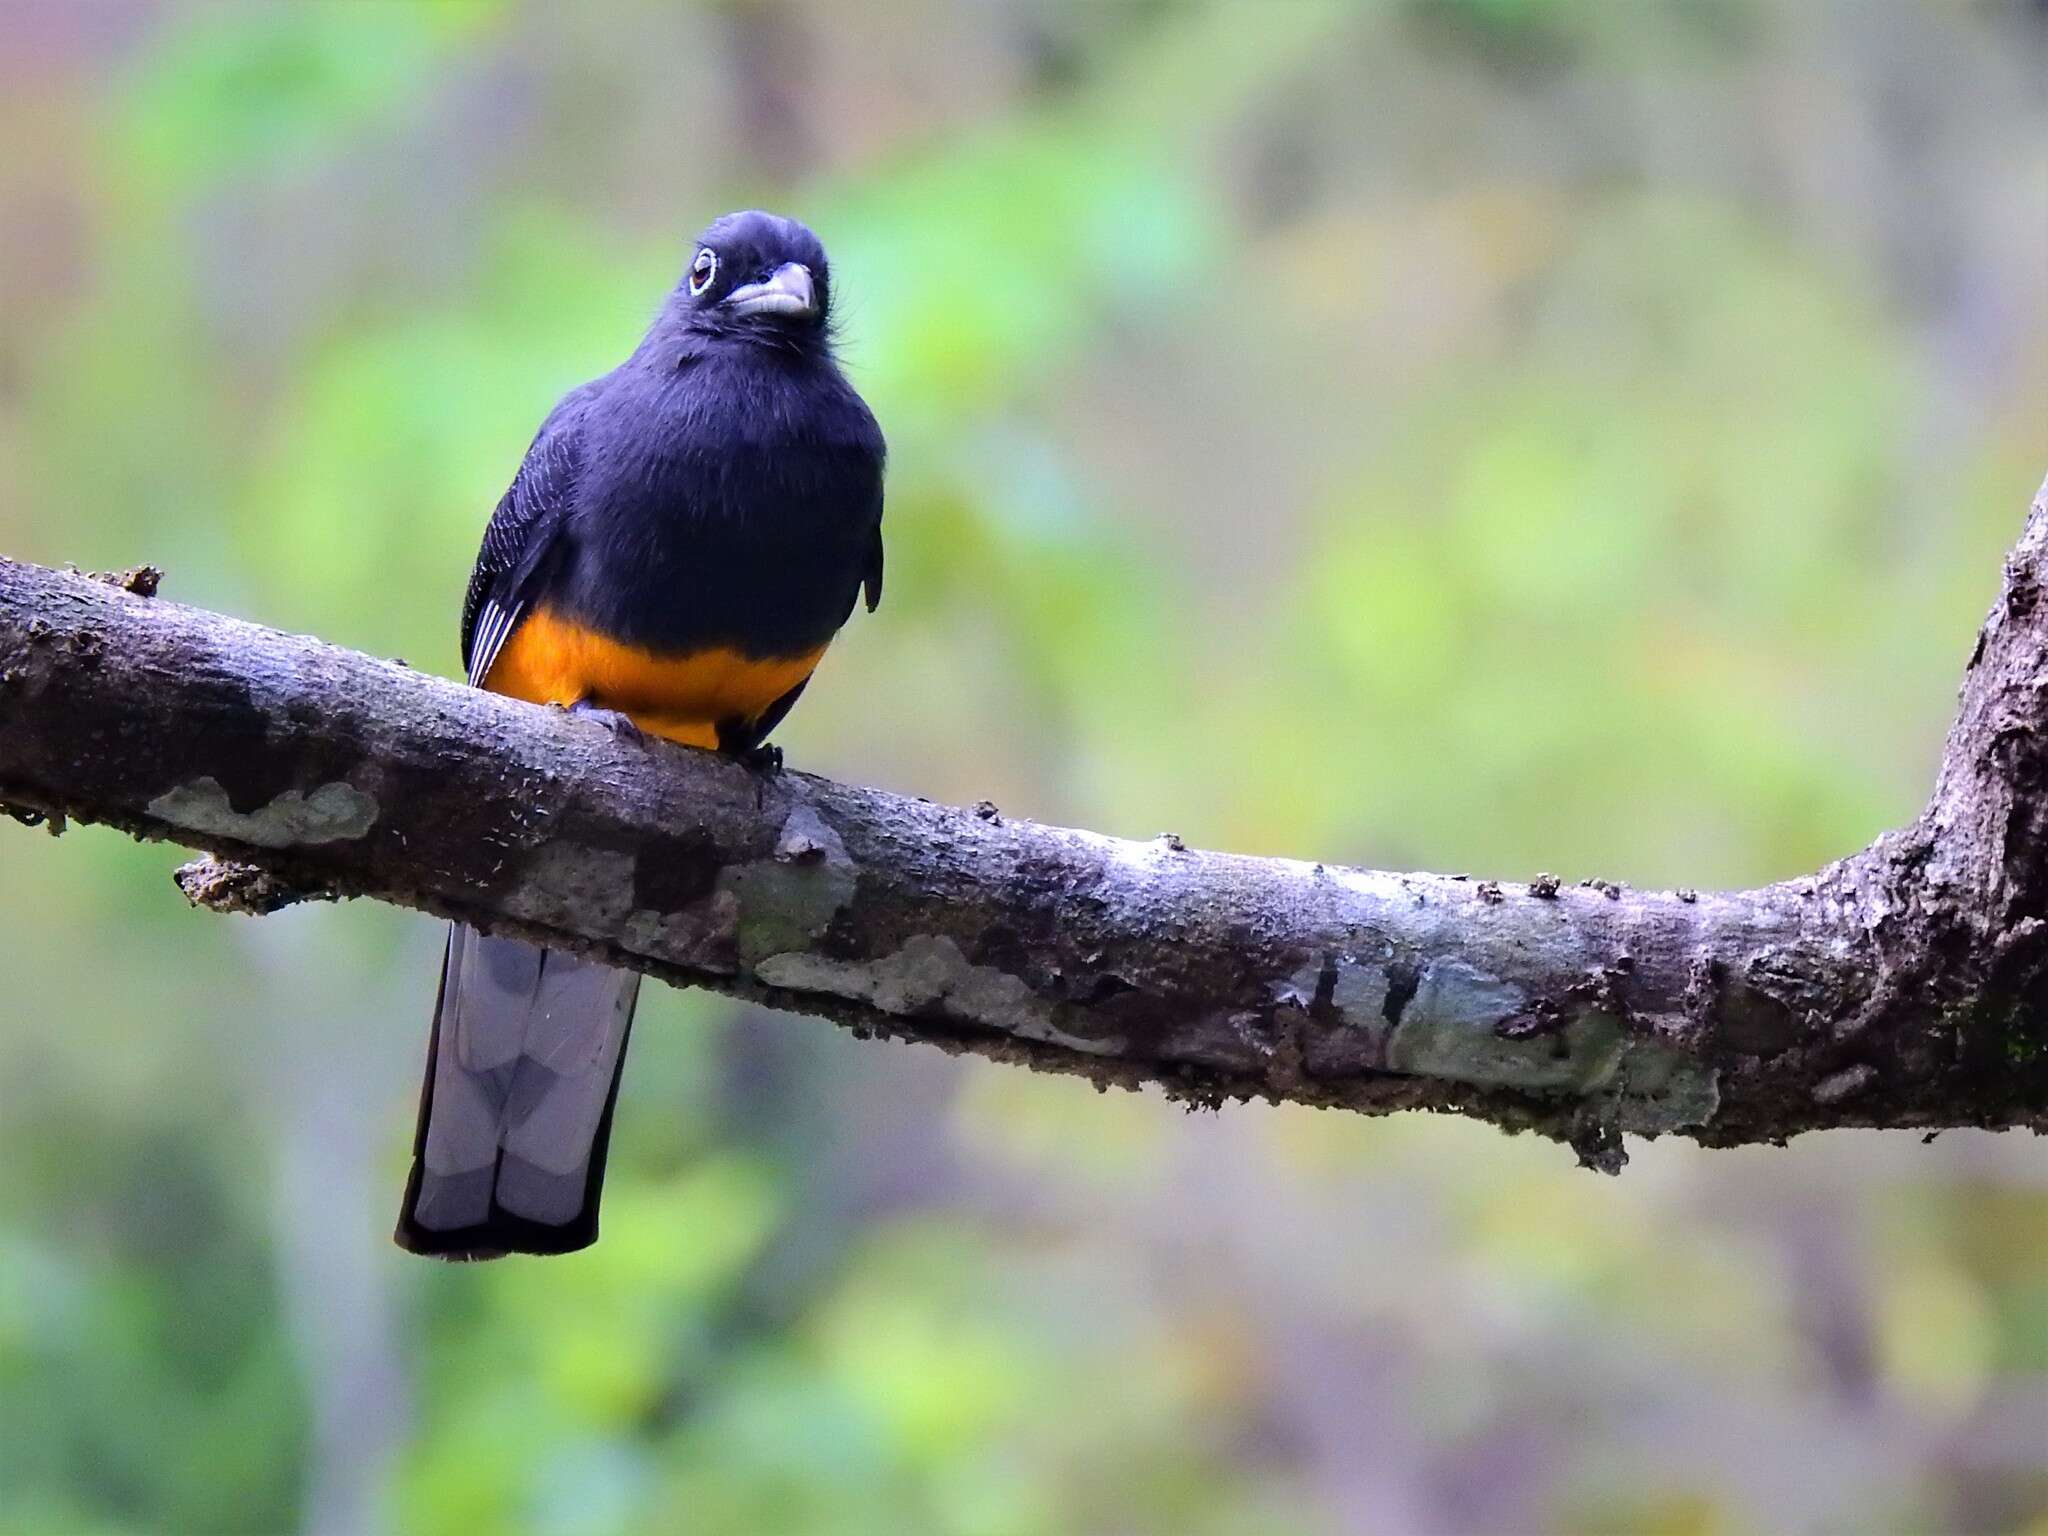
[4,480,2047,1162]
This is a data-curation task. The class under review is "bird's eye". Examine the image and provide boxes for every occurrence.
[689,248,718,297]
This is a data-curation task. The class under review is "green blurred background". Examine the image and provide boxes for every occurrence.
[3,2,2047,1532]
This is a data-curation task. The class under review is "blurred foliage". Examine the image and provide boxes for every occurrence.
[3,2,2048,1534]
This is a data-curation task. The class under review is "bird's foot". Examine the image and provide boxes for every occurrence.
[568,699,649,745]
[736,742,784,776]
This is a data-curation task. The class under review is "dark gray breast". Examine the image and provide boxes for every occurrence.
[552,353,884,659]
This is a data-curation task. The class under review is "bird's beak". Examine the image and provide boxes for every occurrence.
[724,262,817,319]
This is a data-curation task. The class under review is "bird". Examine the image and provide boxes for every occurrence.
[394,210,885,1260]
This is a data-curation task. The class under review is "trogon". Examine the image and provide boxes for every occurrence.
[395,211,885,1259]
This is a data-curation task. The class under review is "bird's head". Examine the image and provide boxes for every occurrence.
[672,210,832,350]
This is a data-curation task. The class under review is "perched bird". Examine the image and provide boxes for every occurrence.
[395,211,885,1259]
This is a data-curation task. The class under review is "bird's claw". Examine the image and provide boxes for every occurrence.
[568,700,649,745]
[737,742,784,776]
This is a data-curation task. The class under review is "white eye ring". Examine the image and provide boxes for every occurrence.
[689,248,718,297]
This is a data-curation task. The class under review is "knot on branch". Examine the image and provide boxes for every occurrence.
[71,563,162,598]
[174,857,329,916]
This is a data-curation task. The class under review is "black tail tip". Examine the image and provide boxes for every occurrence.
[394,1207,600,1262]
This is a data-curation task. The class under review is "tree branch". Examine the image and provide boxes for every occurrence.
[5,485,2048,1164]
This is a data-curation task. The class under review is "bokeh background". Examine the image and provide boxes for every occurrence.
[4,2,2047,1532]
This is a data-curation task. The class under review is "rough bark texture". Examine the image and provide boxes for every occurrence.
[5,486,2048,1164]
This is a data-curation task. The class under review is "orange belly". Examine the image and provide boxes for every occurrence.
[484,606,827,750]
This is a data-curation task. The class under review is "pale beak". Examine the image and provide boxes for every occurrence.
[724,262,817,319]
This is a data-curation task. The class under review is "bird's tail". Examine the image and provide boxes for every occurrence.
[395,923,639,1260]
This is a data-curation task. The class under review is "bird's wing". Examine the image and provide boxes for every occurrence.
[862,517,884,613]
[860,444,886,613]
[461,388,596,687]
